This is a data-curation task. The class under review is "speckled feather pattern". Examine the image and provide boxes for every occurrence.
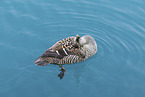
[42,36,85,64]
[34,35,97,66]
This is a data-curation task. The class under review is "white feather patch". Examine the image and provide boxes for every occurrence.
[56,50,60,55]
[63,48,68,55]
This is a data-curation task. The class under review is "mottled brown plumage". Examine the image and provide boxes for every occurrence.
[34,34,97,79]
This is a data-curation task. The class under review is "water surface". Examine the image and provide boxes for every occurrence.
[0,0,145,97]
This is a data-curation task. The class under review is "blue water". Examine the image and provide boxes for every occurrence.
[1,0,145,97]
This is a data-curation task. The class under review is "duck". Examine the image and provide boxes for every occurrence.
[34,34,97,79]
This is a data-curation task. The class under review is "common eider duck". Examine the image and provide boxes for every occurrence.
[34,34,97,79]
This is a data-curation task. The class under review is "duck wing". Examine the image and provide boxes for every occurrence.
[41,48,68,59]
[41,47,85,59]
[41,40,85,59]
[34,36,85,66]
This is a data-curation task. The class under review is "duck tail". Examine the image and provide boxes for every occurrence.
[34,56,49,66]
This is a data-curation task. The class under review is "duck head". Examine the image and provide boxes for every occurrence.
[78,35,97,58]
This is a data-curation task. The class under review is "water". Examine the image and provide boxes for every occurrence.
[0,0,145,97]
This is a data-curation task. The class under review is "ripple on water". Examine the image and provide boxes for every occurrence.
[1,0,145,96]
[31,0,145,75]
[6,0,145,76]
